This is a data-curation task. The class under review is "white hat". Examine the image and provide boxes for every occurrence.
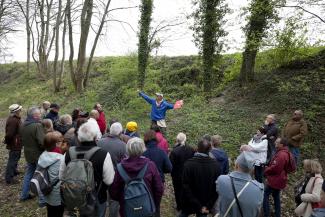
[155,92,163,97]
[9,104,22,113]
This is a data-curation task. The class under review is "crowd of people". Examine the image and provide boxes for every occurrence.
[3,91,323,217]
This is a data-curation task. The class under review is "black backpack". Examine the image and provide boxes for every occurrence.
[30,161,60,196]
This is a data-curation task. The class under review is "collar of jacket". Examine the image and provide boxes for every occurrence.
[229,171,252,181]
[80,141,97,147]
[145,140,157,148]
[194,152,209,157]
[23,115,40,126]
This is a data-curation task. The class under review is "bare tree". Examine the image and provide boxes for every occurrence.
[0,0,20,60]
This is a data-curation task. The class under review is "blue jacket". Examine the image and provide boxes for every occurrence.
[310,208,325,217]
[210,148,229,175]
[45,110,59,123]
[143,140,172,182]
[139,92,174,121]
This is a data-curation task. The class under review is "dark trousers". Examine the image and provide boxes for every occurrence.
[254,165,264,183]
[5,150,21,183]
[178,212,207,217]
[263,185,281,217]
[47,204,64,217]
[151,120,167,137]
[172,177,182,210]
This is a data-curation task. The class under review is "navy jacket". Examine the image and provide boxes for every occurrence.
[45,110,59,123]
[143,140,172,182]
[210,148,229,175]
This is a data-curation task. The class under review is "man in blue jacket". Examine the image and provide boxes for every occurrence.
[138,91,174,135]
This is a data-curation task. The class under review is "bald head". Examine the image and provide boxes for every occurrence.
[293,110,303,120]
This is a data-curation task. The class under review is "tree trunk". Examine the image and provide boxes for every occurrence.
[53,0,62,92]
[137,0,153,89]
[58,13,67,90]
[26,0,30,73]
[239,0,274,85]
[75,0,93,92]
[84,0,112,88]
[66,0,76,87]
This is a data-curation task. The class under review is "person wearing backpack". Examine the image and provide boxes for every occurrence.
[216,152,264,217]
[263,137,296,217]
[36,132,64,217]
[59,121,115,217]
[295,159,323,217]
[109,137,164,217]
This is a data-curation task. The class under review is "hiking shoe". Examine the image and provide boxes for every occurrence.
[20,194,35,202]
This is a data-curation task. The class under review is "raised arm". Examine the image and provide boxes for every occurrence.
[139,91,155,105]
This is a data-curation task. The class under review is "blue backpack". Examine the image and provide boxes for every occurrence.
[117,163,156,217]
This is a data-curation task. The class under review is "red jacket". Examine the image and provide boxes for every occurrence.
[265,147,290,190]
[97,111,107,134]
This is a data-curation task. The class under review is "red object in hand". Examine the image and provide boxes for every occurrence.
[174,100,183,109]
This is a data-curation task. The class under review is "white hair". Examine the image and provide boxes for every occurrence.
[78,121,97,142]
[110,122,123,136]
[176,133,187,146]
[28,107,40,116]
[127,138,146,157]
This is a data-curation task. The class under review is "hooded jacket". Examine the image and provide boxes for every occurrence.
[210,148,229,175]
[109,156,164,217]
[21,117,45,163]
[139,92,174,121]
[264,147,291,190]
[143,140,172,182]
[38,151,64,206]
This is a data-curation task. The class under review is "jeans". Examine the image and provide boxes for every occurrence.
[21,162,37,200]
[96,201,107,217]
[108,198,119,217]
[263,185,281,217]
[254,165,264,183]
[21,162,46,204]
[289,146,300,166]
[178,212,207,217]
[5,150,21,183]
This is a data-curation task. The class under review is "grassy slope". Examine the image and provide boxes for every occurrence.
[0,48,324,216]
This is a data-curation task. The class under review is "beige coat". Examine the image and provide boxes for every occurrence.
[295,174,323,217]
[283,118,308,147]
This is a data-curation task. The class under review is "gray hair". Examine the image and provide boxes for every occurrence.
[89,109,99,119]
[267,114,276,121]
[176,133,186,146]
[78,121,97,142]
[295,110,303,116]
[127,137,146,157]
[28,107,40,117]
[211,135,222,147]
[60,114,72,125]
[110,122,123,136]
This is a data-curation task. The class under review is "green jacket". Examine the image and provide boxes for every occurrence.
[21,122,45,163]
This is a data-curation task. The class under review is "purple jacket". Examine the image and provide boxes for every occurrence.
[109,156,164,217]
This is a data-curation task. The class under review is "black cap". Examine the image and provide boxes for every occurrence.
[50,103,60,109]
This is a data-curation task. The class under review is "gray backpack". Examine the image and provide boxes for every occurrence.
[60,146,100,214]
[117,163,156,217]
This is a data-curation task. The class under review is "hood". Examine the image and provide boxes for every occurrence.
[145,140,157,148]
[211,148,228,161]
[56,124,72,134]
[38,151,63,168]
[24,115,40,126]
[121,156,150,173]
